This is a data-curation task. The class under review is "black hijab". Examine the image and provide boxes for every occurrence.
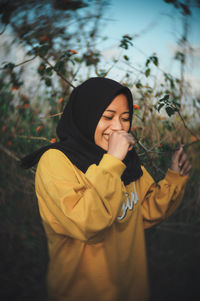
[20,77,143,185]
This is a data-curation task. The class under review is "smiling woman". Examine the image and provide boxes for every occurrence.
[94,93,133,154]
[20,77,191,301]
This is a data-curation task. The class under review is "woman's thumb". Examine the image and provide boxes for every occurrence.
[174,145,184,160]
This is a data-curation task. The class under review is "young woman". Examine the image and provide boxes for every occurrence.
[21,77,191,301]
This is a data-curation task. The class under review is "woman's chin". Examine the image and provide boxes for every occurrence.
[96,141,108,152]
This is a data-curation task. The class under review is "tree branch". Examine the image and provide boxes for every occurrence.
[131,132,165,175]
[17,135,51,142]
[37,53,75,89]
[177,110,199,139]
[15,55,37,67]
[0,144,20,162]
[0,143,35,174]
[39,112,63,119]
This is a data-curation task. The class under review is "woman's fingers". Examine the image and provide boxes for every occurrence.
[170,145,192,175]
[170,146,184,173]
[107,131,135,161]
[180,159,192,176]
[179,152,187,167]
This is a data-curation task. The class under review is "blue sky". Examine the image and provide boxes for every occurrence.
[105,0,200,55]
[1,0,199,97]
[98,0,200,91]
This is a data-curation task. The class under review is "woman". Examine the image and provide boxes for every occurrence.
[21,77,191,301]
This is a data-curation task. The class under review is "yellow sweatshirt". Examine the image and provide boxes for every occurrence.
[35,149,188,301]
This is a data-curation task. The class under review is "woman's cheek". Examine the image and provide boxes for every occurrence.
[124,122,131,132]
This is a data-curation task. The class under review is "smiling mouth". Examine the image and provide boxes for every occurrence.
[103,134,109,142]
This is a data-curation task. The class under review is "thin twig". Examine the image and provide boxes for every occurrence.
[0,144,20,161]
[17,135,51,142]
[131,132,165,175]
[177,110,199,139]
[38,53,75,89]
[15,35,76,89]
[15,55,37,67]
[0,143,36,174]
[39,112,63,119]
[137,140,200,156]
[0,55,37,70]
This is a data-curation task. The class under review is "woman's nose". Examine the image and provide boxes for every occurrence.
[111,118,123,131]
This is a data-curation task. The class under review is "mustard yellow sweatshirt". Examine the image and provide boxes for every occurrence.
[35,149,188,301]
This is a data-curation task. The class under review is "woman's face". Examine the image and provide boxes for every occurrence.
[94,94,130,151]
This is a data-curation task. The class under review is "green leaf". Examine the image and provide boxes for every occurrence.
[163,94,170,101]
[38,44,50,56]
[44,77,52,87]
[159,94,170,103]
[174,51,185,64]
[145,59,150,67]
[54,60,65,74]
[157,103,165,112]
[4,63,15,70]
[123,55,129,61]
[151,56,159,66]
[136,81,142,89]
[119,35,133,49]
[37,63,46,75]
[169,78,175,89]
[165,106,176,117]
[145,68,151,77]
[74,57,83,63]
[46,67,53,76]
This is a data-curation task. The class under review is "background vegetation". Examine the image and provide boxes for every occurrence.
[0,0,199,300]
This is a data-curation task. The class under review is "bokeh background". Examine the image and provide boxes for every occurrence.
[0,0,200,300]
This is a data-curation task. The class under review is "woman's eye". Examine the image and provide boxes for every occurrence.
[122,118,130,122]
[103,116,113,120]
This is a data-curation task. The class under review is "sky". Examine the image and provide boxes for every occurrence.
[0,0,199,97]
[98,0,200,94]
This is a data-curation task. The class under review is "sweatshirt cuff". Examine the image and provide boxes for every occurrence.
[165,168,189,186]
[99,154,126,177]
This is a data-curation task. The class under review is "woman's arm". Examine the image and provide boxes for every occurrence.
[35,149,126,242]
[140,146,191,229]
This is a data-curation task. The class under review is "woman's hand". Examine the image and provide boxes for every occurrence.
[170,145,192,176]
[107,131,135,161]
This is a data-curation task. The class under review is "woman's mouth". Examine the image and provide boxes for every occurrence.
[103,134,110,142]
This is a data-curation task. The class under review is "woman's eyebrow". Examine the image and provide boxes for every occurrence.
[105,110,130,114]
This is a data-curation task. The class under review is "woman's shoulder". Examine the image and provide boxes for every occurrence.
[40,148,68,162]
[137,165,154,185]
[37,148,75,176]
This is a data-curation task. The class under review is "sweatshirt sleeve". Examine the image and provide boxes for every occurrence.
[139,166,189,229]
[35,149,126,242]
